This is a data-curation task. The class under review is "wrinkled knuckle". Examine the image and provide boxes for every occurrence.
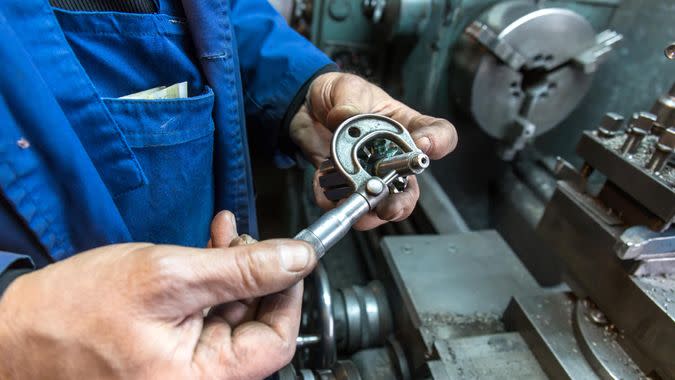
[217,345,237,371]
[132,250,185,296]
[234,251,263,294]
[336,73,365,89]
[148,253,182,285]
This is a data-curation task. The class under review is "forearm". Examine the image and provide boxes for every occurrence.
[230,0,335,139]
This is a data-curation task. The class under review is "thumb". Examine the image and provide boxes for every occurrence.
[170,239,317,313]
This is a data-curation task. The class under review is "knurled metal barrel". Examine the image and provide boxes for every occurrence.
[295,192,371,258]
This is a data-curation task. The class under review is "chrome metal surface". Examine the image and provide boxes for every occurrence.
[573,30,623,74]
[374,151,429,177]
[573,300,646,380]
[437,332,548,379]
[505,294,599,379]
[616,226,675,260]
[500,116,536,161]
[297,115,427,257]
[351,345,408,380]
[650,83,675,131]
[365,178,385,196]
[620,112,656,155]
[297,335,322,347]
[505,293,647,380]
[315,263,337,368]
[666,42,675,60]
[576,131,675,226]
[597,112,625,138]
[452,1,616,139]
[333,281,392,353]
[538,182,675,378]
[298,171,399,256]
[646,127,675,172]
[379,232,541,371]
[331,114,421,191]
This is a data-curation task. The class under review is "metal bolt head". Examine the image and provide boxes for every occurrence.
[666,42,675,60]
[365,178,385,195]
[630,112,657,133]
[651,86,675,129]
[588,308,609,325]
[658,128,675,151]
[597,112,624,137]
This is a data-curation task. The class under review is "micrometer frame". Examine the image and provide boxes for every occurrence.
[331,114,422,192]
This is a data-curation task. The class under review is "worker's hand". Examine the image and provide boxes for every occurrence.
[0,212,316,380]
[207,211,264,330]
[290,72,457,230]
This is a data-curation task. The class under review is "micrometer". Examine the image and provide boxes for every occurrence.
[294,114,430,258]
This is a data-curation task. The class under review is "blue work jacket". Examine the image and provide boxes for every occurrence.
[0,0,333,274]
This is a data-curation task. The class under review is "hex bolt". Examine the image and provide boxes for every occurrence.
[646,127,675,172]
[621,112,656,155]
[365,178,385,196]
[650,83,675,133]
[596,112,624,138]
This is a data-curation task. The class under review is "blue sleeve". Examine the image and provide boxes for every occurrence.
[0,252,33,274]
[230,1,334,135]
[0,252,34,297]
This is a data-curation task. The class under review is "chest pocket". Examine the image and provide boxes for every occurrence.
[55,8,216,247]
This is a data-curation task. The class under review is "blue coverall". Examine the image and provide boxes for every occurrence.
[0,0,333,286]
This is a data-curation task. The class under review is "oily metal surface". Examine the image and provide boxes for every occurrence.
[437,332,548,379]
[573,300,646,380]
[538,183,675,378]
[505,293,601,379]
[577,131,675,224]
[379,231,542,364]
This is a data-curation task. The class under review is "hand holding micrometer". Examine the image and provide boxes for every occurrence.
[295,114,430,258]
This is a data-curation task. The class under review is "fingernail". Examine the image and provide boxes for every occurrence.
[226,212,237,232]
[280,243,312,272]
[239,234,256,245]
[414,136,431,153]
